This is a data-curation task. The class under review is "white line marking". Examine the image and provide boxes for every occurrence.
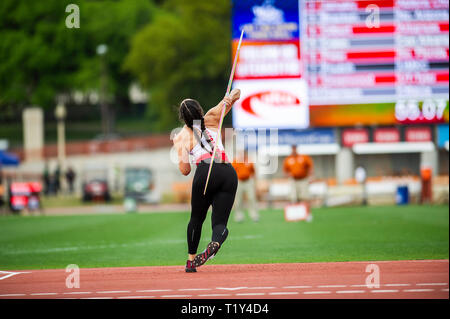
[216,287,247,291]
[385,284,411,287]
[178,288,212,291]
[303,291,331,295]
[0,294,27,297]
[403,289,435,292]
[318,285,347,288]
[235,293,265,296]
[0,271,30,281]
[416,283,448,286]
[136,289,172,293]
[30,292,58,296]
[441,288,449,292]
[248,287,275,290]
[269,292,299,295]
[198,294,232,297]
[342,283,412,288]
[283,286,312,289]
[161,295,192,298]
[81,297,114,299]
[62,292,92,295]
[370,290,399,293]
[117,296,155,299]
[336,290,365,294]
[97,290,130,294]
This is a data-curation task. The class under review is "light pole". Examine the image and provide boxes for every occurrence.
[96,44,109,137]
[55,102,67,194]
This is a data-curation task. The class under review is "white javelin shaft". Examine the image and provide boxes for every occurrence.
[203,28,245,195]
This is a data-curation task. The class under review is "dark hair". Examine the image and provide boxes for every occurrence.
[179,99,213,154]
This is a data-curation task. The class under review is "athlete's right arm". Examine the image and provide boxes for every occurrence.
[204,89,240,128]
[173,128,191,176]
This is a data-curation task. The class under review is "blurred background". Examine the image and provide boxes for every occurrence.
[0,0,448,215]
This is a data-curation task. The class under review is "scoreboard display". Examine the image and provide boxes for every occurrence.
[232,0,449,129]
[304,0,449,126]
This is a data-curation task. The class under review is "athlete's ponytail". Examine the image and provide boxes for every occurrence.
[179,99,214,155]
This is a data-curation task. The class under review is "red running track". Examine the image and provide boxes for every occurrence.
[0,260,448,299]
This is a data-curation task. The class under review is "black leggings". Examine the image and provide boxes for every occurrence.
[187,162,238,254]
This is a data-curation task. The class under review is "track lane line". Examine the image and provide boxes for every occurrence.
[178,288,212,291]
[136,289,172,293]
[403,289,435,292]
[384,284,410,287]
[303,291,332,295]
[336,290,365,294]
[97,290,131,294]
[416,283,447,286]
[268,292,299,295]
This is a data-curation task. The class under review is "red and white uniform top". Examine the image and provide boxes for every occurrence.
[190,124,229,165]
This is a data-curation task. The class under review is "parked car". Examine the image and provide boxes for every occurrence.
[124,167,159,204]
[82,166,111,202]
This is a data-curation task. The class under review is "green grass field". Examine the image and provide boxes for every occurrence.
[0,205,448,270]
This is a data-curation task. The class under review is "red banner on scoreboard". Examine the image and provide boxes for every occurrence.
[405,127,432,142]
[342,128,369,147]
[374,127,400,143]
[232,40,302,80]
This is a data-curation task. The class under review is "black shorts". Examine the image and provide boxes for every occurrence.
[187,162,238,254]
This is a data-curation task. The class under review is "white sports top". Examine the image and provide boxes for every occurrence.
[189,124,228,165]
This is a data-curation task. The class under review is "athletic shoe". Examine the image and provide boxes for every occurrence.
[192,241,220,267]
[185,260,197,273]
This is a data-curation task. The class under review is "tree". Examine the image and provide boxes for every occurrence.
[0,0,85,117]
[75,0,155,135]
[124,0,232,131]
[0,0,155,135]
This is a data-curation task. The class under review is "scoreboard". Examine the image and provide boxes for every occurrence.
[232,0,449,129]
[304,0,449,126]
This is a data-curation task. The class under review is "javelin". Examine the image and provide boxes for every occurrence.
[203,28,245,195]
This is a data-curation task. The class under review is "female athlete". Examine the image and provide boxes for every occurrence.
[173,88,241,273]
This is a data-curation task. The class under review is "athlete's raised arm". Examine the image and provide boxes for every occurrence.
[204,88,241,129]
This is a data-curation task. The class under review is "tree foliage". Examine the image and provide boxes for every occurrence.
[0,0,83,114]
[124,0,232,131]
[0,0,155,119]
[0,0,233,133]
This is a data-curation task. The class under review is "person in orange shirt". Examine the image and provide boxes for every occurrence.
[420,166,432,204]
[232,150,259,222]
[283,145,313,204]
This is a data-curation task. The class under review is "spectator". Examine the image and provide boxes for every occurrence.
[232,150,259,222]
[355,166,368,205]
[420,166,432,204]
[283,145,314,205]
[65,166,76,194]
[43,162,50,196]
[54,165,61,195]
